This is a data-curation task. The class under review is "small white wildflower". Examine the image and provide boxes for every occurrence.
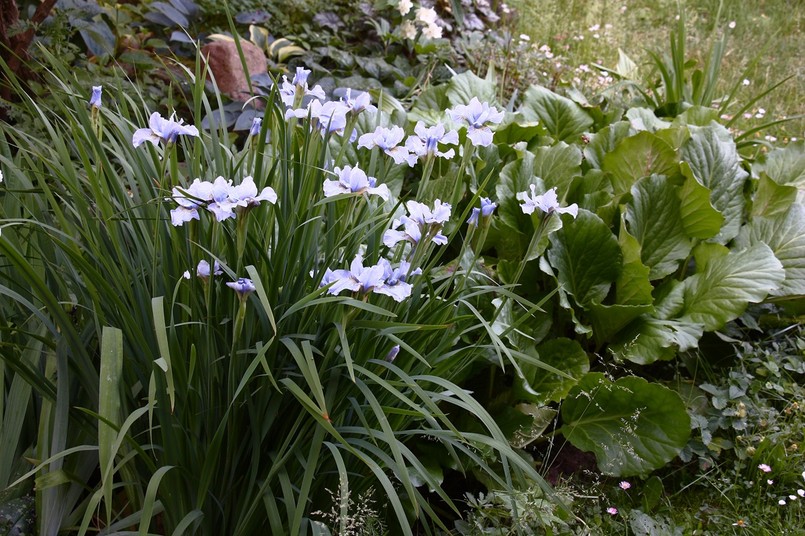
[397,0,412,16]
[728,21,736,29]
[416,7,437,24]
[422,22,442,39]
[768,479,774,485]
[742,78,751,86]
[779,499,787,506]
[759,464,772,473]
[789,494,798,501]
[797,489,804,497]
[399,20,417,39]
[519,33,530,41]
[0,169,3,183]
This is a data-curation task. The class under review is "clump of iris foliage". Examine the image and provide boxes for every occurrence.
[2,27,805,536]
[0,50,562,534]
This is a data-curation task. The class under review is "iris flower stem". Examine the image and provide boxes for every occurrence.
[491,212,551,326]
[236,210,248,272]
[333,115,359,168]
[150,148,171,294]
[450,139,475,208]
[417,155,436,201]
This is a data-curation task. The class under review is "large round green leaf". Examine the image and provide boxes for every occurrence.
[547,210,622,306]
[753,140,805,189]
[626,175,692,280]
[532,142,583,198]
[519,85,593,142]
[736,204,805,298]
[515,338,589,405]
[602,132,679,195]
[561,373,691,476]
[681,123,748,244]
[679,243,785,330]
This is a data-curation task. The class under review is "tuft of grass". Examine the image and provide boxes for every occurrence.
[508,0,804,142]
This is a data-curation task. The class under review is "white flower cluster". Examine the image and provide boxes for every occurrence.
[396,2,443,40]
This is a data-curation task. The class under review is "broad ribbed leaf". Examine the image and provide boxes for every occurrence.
[736,204,805,297]
[496,152,537,230]
[561,373,691,476]
[753,140,805,188]
[680,244,785,330]
[446,71,498,107]
[519,85,593,142]
[682,123,748,243]
[583,121,633,170]
[616,220,654,305]
[532,142,583,198]
[515,338,589,405]
[626,175,692,279]
[603,132,679,195]
[547,210,622,306]
[625,108,671,132]
[610,316,703,364]
[752,174,798,218]
[588,303,654,344]
[679,162,724,239]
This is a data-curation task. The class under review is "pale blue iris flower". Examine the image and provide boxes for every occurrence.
[249,117,263,136]
[132,112,199,148]
[320,256,420,302]
[323,165,390,200]
[405,122,459,160]
[447,97,504,147]
[169,176,277,225]
[279,67,326,107]
[383,199,451,247]
[89,86,103,109]
[467,197,497,226]
[228,175,278,209]
[182,259,223,279]
[384,345,400,363]
[518,185,578,217]
[169,179,215,226]
[285,100,354,139]
[342,89,376,115]
[196,259,223,279]
[292,67,311,86]
[357,126,417,167]
[227,278,256,298]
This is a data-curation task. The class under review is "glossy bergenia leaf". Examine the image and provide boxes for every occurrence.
[561,373,691,476]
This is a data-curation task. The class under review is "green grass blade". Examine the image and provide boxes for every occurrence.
[99,326,123,527]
